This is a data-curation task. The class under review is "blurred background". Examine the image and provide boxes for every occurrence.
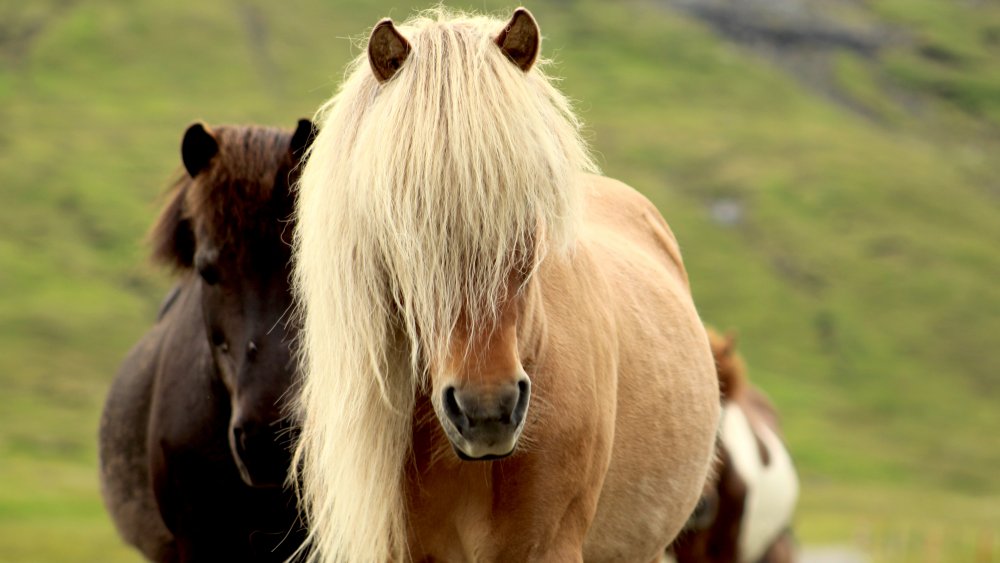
[1,0,997,561]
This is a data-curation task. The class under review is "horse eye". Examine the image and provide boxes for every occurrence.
[211,330,229,353]
[688,496,718,530]
[198,263,220,285]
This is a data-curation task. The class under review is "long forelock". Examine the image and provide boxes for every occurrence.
[149,126,295,272]
[317,8,594,367]
[291,8,596,562]
[187,126,295,256]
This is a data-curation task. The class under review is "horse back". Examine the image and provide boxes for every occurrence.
[580,174,690,292]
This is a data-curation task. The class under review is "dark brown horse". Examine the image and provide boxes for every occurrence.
[669,329,799,563]
[99,120,315,562]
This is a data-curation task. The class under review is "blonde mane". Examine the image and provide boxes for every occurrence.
[291,8,596,562]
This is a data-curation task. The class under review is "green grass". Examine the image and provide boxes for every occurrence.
[1,1,997,561]
[798,483,998,563]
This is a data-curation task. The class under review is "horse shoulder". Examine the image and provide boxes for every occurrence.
[99,301,178,560]
[562,176,719,560]
[576,174,712,407]
[145,281,228,515]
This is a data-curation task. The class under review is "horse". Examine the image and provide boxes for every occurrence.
[290,8,720,562]
[98,119,315,562]
[668,329,799,563]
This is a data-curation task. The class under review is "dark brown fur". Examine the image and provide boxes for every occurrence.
[99,120,315,562]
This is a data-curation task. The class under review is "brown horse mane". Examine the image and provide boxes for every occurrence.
[148,125,298,272]
[707,326,783,442]
[706,327,749,401]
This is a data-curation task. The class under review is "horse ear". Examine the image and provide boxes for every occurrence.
[495,7,540,72]
[290,118,317,159]
[368,19,411,83]
[181,122,219,177]
[723,330,738,355]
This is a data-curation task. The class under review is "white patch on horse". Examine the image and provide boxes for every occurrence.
[720,404,799,563]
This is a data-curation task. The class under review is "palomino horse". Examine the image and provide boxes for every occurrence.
[291,8,720,562]
[99,120,315,562]
[669,329,799,563]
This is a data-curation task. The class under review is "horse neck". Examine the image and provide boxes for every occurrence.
[725,386,784,455]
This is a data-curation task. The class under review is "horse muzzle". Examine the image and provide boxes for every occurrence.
[230,420,293,488]
[437,376,530,460]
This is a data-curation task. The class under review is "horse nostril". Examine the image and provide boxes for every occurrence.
[517,378,529,396]
[443,386,469,431]
[247,340,258,361]
[443,386,460,416]
[512,378,530,423]
[233,426,248,453]
[211,331,229,354]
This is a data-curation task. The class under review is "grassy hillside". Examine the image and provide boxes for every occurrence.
[1,0,997,561]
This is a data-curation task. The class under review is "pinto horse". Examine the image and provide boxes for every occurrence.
[291,8,720,562]
[99,120,315,562]
[669,329,799,563]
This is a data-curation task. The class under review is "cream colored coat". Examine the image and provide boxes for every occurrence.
[404,175,720,562]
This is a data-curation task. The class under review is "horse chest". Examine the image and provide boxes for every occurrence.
[405,461,507,562]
